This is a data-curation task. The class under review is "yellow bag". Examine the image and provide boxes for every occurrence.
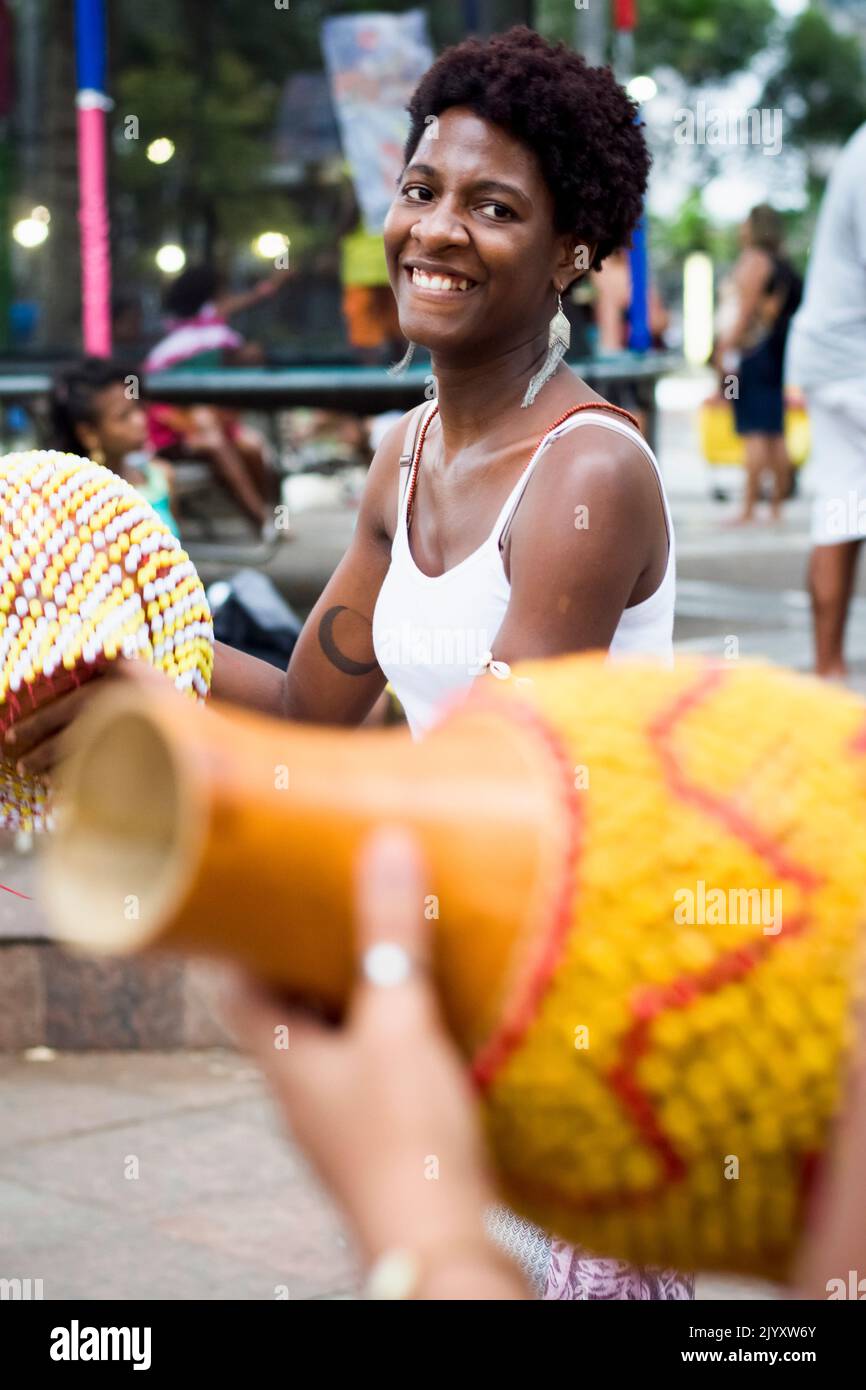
[700,398,810,468]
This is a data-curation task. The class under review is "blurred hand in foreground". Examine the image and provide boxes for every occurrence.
[226,826,527,1299]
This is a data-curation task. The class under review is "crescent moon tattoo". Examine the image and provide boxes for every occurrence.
[318,605,379,676]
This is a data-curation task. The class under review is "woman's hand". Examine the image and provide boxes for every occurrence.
[226,826,527,1298]
[258,269,296,298]
[4,678,101,779]
[3,657,165,779]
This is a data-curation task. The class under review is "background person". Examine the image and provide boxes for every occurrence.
[592,246,669,356]
[715,204,801,525]
[144,264,289,533]
[592,246,669,435]
[786,123,866,678]
[340,201,406,366]
[51,358,180,538]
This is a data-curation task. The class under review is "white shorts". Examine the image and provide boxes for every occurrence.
[808,379,866,545]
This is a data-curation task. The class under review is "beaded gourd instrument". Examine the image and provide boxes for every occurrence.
[0,450,213,831]
[44,653,866,1280]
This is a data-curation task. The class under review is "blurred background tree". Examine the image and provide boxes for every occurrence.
[761,3,866,165]
[538,0,776,80]
[107,0,473,337]
[635,0,776,83]
[5,0,866,353]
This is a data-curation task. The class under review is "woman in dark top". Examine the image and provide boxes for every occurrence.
[716,204,802,524]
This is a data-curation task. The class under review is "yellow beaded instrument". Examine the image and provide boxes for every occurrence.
[42,654,866,1280]
[0,450,213,830]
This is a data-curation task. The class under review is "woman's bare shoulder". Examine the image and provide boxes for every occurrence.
[546,417,659,510]
[510,411,664,569]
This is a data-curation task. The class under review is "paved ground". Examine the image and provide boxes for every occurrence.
[0,1050,356,1300]
[0,1049,777,1301]
[3,372,849,1300]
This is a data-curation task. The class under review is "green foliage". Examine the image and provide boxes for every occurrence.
[110,0,465,267]
[643,3,865,286]
[111,0,285,264]
[534,0,577,44]
[636,0,777,84]
[539,0,777,81]
[650,191,738,264]
[104,0,866,329]
[762,5,866,148]
[116,50,274,200]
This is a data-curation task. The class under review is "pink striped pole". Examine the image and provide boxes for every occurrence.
[76,100,112,356]
[75,0,112,356]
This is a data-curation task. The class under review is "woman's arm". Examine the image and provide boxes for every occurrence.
[716,248,771,355]
[7,418,407,769]
[210,640,288,717]
[215,270,292,321]
[211,416,406,726]
[492,427,665,665]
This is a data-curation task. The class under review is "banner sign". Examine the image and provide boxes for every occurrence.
[321,9,434,233]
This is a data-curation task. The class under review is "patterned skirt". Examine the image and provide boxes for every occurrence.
[486,1208,695,1301]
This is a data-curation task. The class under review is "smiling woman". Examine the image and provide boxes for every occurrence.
[369,25,682,1300]
[390,25,649,356]
[366,29,674,746]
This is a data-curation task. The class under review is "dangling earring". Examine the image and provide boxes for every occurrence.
[521,287,571,409]
[389,341,416,377]
[90,445,106,467]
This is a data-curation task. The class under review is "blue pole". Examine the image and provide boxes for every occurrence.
[462,0,481,34]
[74,0,107,95]
[628,214,651,352]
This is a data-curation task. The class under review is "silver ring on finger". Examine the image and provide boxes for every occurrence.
[361,942,413,989]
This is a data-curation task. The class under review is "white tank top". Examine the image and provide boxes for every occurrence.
[372,401,676,738]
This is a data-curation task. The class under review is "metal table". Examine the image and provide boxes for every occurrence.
[0,352,679,451]
[0,355,680,562]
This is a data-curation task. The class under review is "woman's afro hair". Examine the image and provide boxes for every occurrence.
[404,27,650,271]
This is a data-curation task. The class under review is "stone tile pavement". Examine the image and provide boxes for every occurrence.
[0,1049,778,1301]
[0,1050,358,1300]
